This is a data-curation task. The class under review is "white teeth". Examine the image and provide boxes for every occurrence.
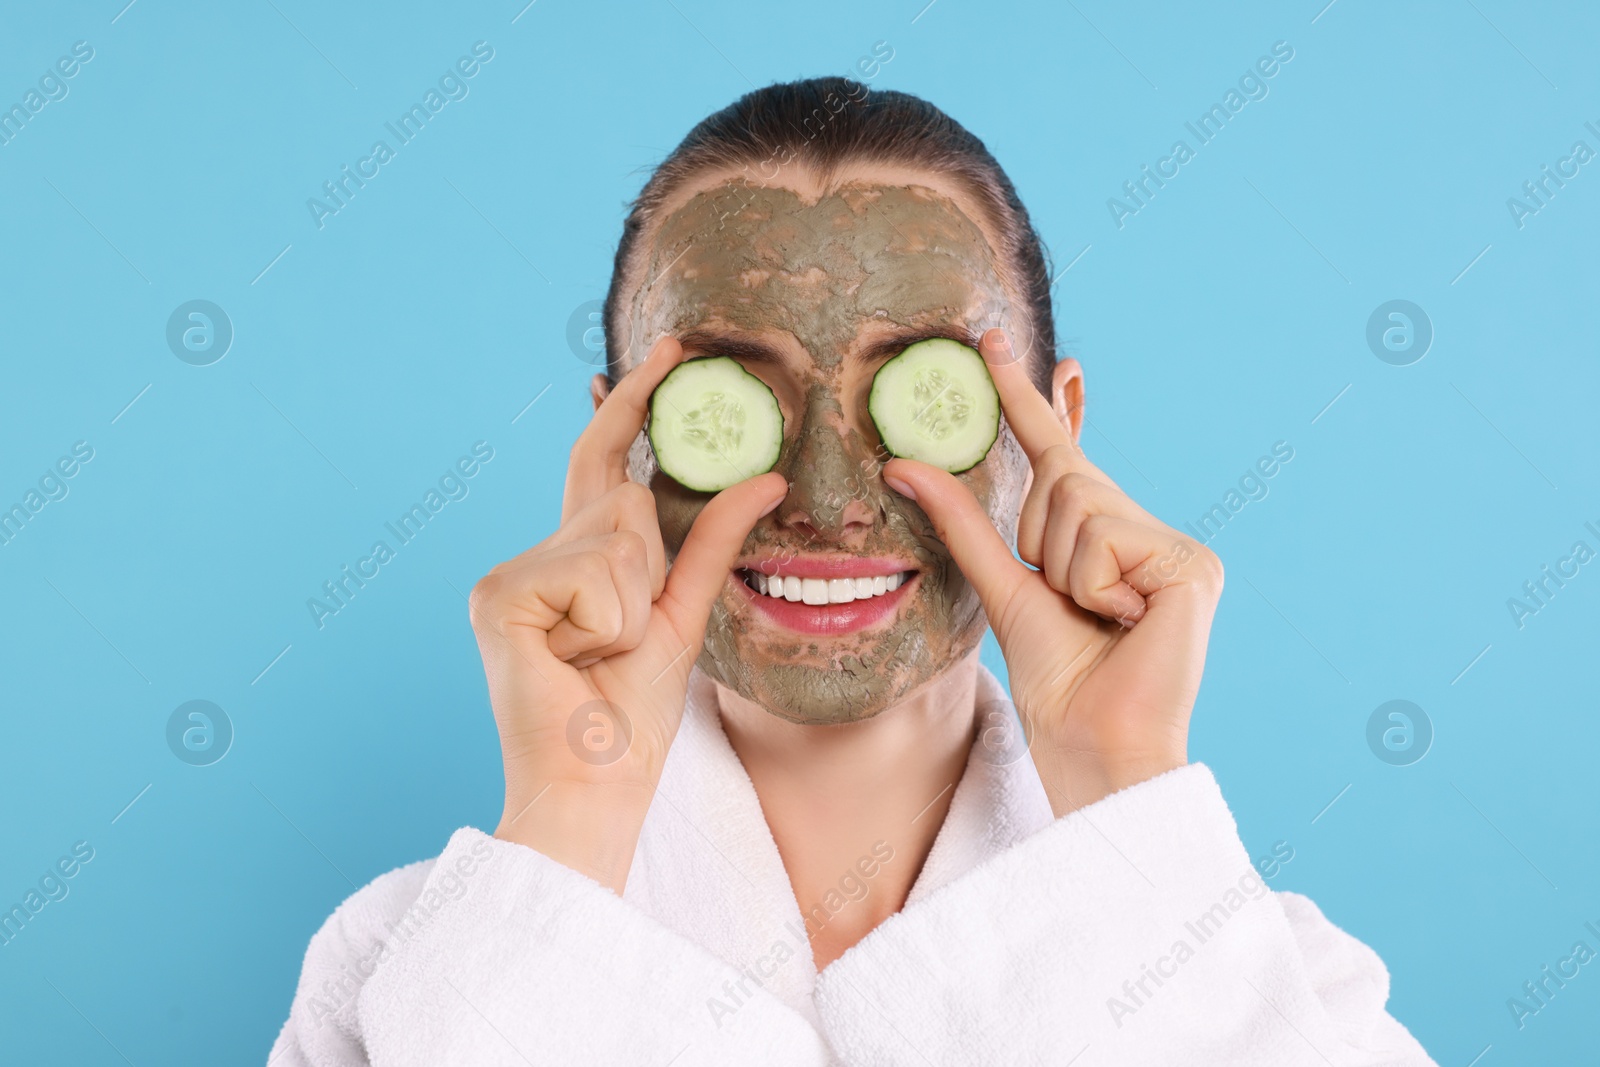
[746,569,912,603]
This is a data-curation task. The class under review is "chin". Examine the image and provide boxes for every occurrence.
[696,608,989,726]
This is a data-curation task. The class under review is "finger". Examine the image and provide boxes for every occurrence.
[544,559,625,661]
[1022,469,1154,572]
[472,547,617,663]
[981,329,1118,494]
[1062,515,1196,626]
[880,457,1033,622]
[977,328,1078,466]
[539,534,654,661]
[563,334,687,520]
[654,471,789,643]
[553,481,668,598]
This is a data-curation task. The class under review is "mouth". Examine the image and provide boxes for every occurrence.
[730,556,919,636]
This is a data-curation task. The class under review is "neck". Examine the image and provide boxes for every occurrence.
[714,649,983,968]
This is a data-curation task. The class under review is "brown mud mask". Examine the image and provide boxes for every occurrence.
[621,180,1032,724]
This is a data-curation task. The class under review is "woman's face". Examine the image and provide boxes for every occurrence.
[615,171,1035,725]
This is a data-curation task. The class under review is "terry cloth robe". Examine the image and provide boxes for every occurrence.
[269,664,1438,1066]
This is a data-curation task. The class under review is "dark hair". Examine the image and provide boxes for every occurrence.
[603,76,1057,395]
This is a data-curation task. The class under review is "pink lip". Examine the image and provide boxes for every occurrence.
[732,570,918,636]
[735,555,916,579]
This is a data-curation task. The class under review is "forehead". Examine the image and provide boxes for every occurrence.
[626,171,1011,369]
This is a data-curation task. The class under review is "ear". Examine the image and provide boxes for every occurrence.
[590,373,610,414]
[1051,357,1084,443]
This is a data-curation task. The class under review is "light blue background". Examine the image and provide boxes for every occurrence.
[2,0,1596,1062]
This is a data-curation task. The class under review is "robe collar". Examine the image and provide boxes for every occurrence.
[621,662,1054,1027]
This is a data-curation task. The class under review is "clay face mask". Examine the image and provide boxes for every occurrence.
[621,179,1032,724]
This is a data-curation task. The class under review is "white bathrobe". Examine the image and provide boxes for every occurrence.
[269,664,1437,1066]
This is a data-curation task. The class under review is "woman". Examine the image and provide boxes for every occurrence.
[271,79,1436,1065]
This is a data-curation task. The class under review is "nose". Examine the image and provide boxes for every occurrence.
[776,385,878,541]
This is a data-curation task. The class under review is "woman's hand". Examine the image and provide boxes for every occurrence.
[882,329,1223,817]
[469,335,787,891]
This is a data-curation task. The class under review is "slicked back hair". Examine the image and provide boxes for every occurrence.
[603,76,1057,396]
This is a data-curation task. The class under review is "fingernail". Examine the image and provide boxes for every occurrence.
[884,475,917,501]
[759,489,786,516]
[980,328,1011,364]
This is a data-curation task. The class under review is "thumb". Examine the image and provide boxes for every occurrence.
[883,458,1033,621]
[656,471,788,640]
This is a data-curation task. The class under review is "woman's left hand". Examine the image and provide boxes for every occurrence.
[882,329,1224,817]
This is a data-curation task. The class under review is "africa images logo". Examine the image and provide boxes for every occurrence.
[306,42,495,230]
[306,442,494,629]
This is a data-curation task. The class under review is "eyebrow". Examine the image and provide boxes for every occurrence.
[676,325,986,367]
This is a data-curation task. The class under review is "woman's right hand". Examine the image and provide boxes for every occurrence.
[469,335,787,893]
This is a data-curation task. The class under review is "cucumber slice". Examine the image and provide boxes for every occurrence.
[868,338,1000,472]
[648,356,784,492]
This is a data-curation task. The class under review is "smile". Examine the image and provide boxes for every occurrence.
[730,558,919,635]
[739,568,912,604]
